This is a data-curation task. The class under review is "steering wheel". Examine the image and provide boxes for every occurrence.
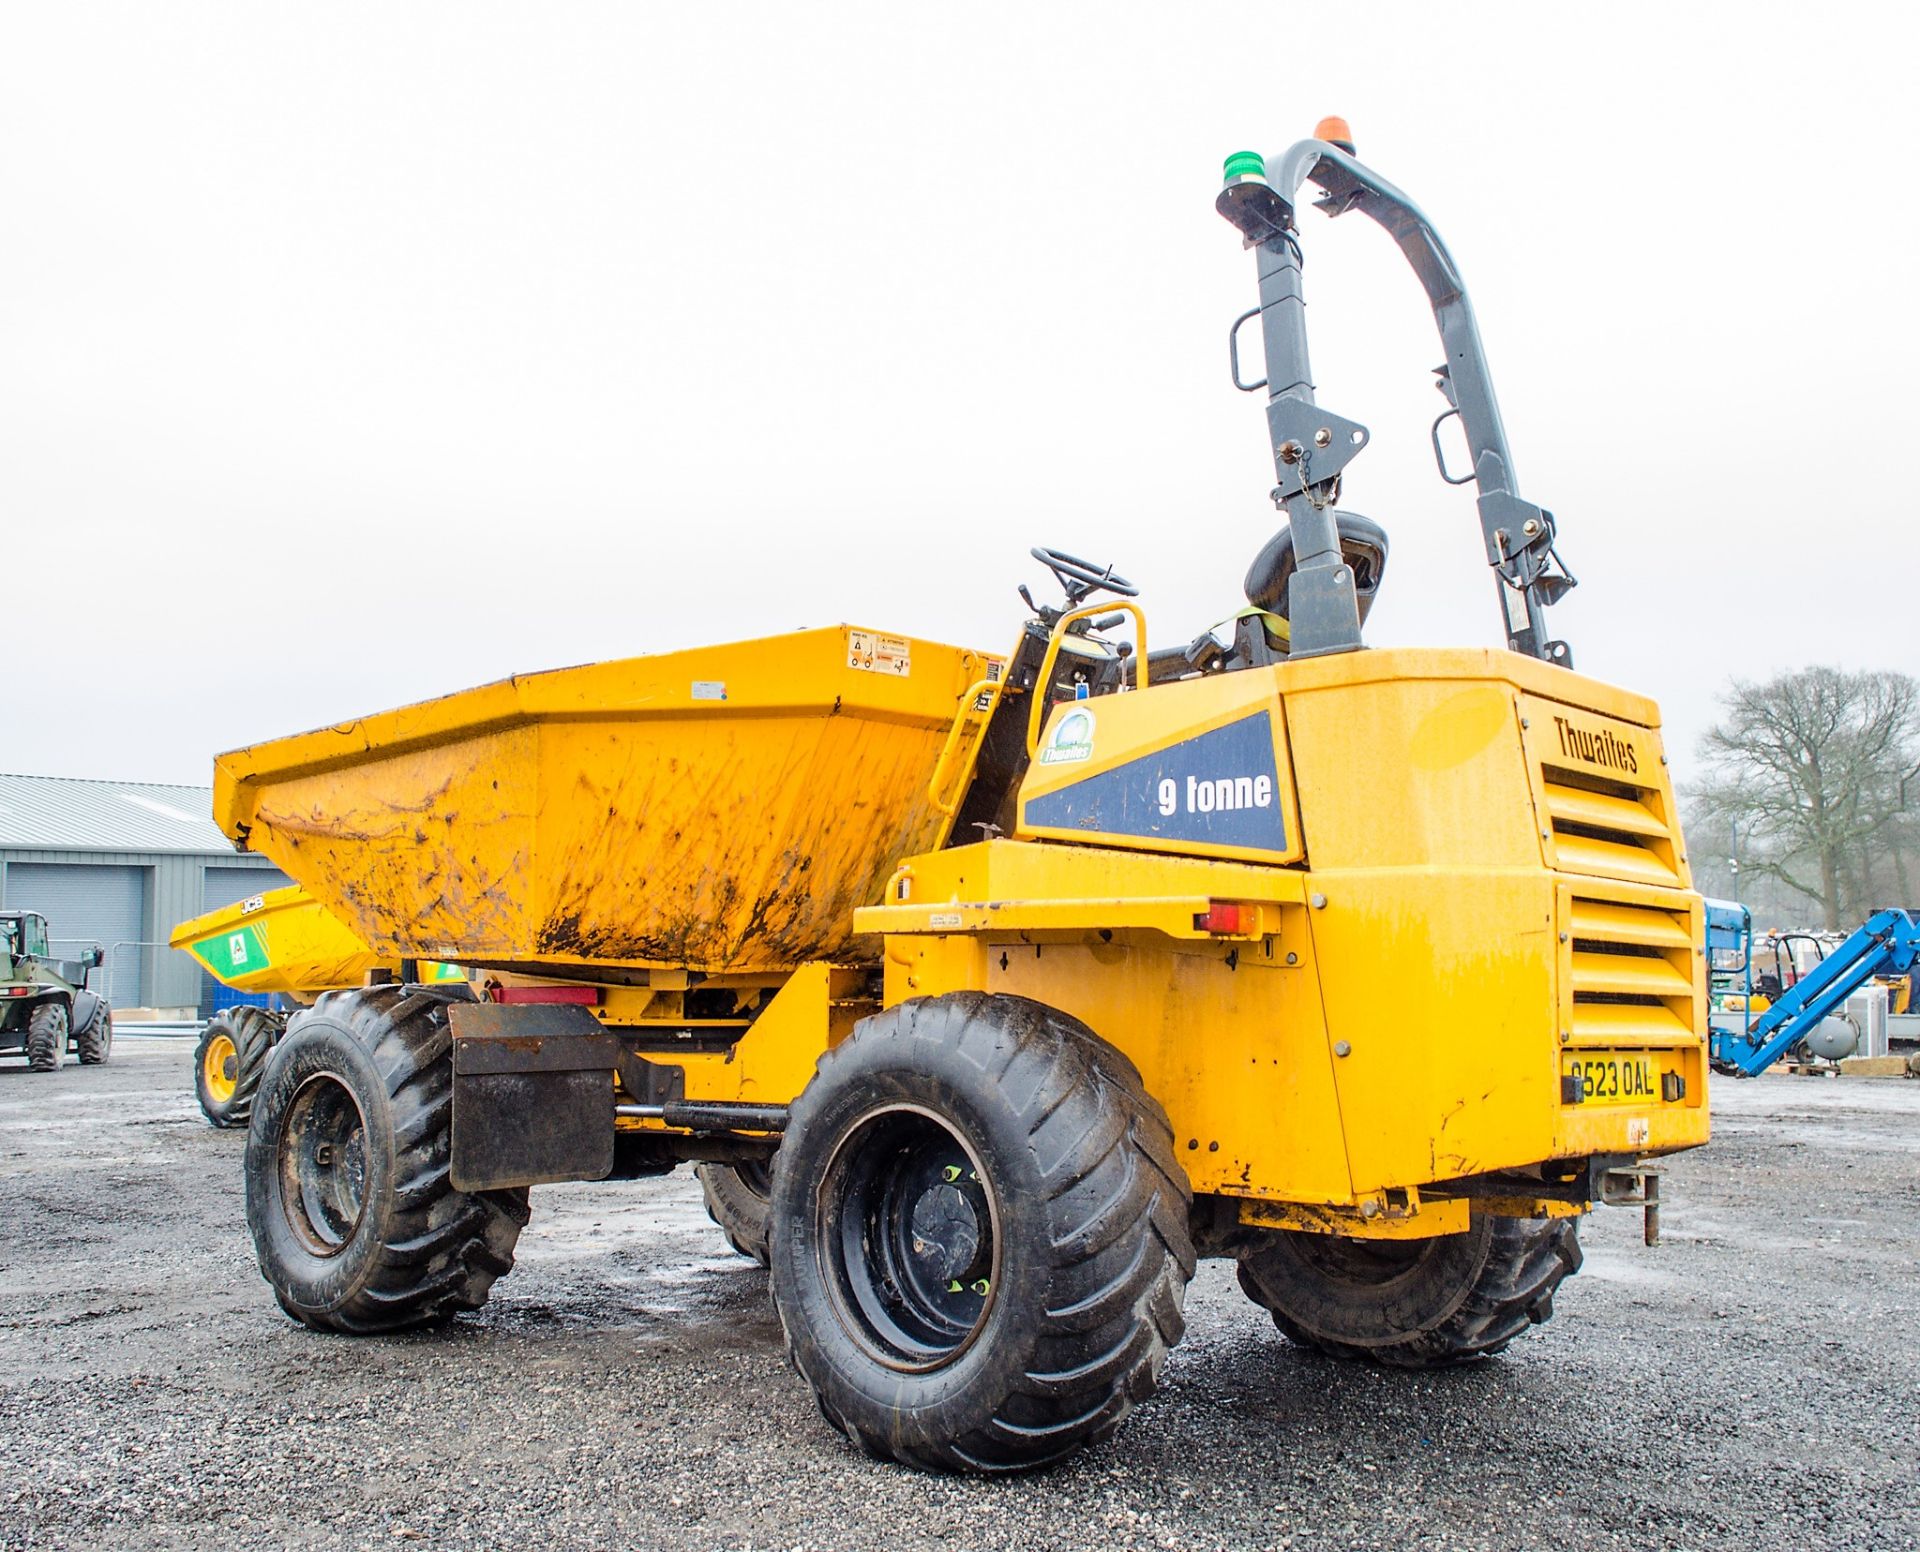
[1030,546,1139,603]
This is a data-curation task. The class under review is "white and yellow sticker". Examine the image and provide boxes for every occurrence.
[848,631,911,676]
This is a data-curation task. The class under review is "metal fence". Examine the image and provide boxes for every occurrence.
[50,937,176,1011]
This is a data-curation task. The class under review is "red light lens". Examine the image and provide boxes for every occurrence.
[490,985,602,1006]
[1196,902,1245,934]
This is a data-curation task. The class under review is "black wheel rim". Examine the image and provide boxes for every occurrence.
[818,1104,1000,1372]
[279,1073,369,1257]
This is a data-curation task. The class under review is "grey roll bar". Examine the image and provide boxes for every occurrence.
[1217,136,1575,665]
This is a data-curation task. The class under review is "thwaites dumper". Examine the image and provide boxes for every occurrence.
[217,123,1709,1473]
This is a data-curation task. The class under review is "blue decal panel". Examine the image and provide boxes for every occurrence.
[1023,711,1289,854]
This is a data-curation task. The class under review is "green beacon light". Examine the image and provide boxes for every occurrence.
[1222,150,1268,188]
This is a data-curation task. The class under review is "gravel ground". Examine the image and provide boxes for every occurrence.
[3,1039,1917,1552]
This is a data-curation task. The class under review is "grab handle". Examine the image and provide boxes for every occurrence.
[927,676,1007,817]
[1025,602,1148,757]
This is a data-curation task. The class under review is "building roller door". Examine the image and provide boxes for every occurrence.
[4,862,148,1005]
[201,864,289,912]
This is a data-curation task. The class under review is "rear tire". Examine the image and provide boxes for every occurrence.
[770,992,1193,1473]
[26,1003,67,1072]
[1237,1212,1582,1368]
[75,999,113,1065]
[697,1161,773,1266]
[245,984,530,1333]
[195,1008,278,1126]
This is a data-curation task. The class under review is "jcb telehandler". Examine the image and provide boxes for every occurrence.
[213,123,1709,1472]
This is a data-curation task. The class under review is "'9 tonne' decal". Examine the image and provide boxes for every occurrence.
[1025,711,1289,856]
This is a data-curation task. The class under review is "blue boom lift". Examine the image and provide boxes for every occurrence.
[1708,907,1920,1077]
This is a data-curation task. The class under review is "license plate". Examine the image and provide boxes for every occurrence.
[1562,1051,1662,1107]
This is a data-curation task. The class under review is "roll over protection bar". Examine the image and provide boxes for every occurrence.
[1218,135,1576,666]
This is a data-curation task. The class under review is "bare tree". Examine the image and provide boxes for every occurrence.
[1691,667,1919,930]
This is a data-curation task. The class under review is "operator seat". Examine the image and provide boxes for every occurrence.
[1145,511,1392,683]
[1243,511,1390,637]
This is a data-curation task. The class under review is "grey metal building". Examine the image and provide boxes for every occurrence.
[0,773,288,1014]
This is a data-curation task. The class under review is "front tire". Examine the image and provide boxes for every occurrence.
[26,1003,68,1072]
[1237,1212,1582,1367]
[195,1007,278,1126]
[245,985,530,1333]
[770,992,1193,1474]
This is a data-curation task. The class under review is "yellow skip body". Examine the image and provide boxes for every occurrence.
[171,884,390,1000]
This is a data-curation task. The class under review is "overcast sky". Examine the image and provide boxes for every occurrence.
[4,3,1915,794]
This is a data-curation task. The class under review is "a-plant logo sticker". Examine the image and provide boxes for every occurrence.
[196,923,270,980]
[1040,708,1096,765]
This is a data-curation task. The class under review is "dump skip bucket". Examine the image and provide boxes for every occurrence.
[170,885,387,997]
[212,626,998,975]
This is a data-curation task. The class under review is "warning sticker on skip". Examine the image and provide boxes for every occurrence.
[848,631,911,676]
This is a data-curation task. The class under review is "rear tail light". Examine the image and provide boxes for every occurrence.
[489,985,602,1006]
[1195,901,1248,934]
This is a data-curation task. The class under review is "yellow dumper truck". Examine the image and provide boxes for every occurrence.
[172,886,396,1126]
[210,125,1708,1472]
[172,887,776,1258]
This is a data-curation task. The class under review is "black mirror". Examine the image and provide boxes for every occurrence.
[86,945,105,969]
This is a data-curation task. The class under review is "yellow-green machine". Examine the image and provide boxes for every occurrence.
[173,887,792,1255]
[171,886,461,1126]
[173,886,382,1127]
[211,124,1708,1472]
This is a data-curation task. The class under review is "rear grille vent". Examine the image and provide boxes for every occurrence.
[1565,895,1696,1047]
[1542,765,1682,887]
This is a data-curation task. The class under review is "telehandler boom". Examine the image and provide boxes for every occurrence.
[214,123,1708,1473]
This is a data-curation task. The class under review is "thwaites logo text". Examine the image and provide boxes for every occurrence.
[1552,715,1639,775]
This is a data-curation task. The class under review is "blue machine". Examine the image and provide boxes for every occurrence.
[1704,899,1752,1002]
[1708,907,1920,1077]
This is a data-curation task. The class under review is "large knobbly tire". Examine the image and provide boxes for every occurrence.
[770,992,1194,1474]
[697,1161,773,1266]
[74,999,113,1065]
[245,984,530,1334]
[1237,1212,1583,1368]
[195,1007,279,1126]
[26,1003,68,1072]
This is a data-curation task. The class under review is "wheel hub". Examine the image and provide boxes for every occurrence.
[909,1180,984,1284]
[278,1072,369,1258]
[203,1033,239,1104]
[820,1105,1001,1370]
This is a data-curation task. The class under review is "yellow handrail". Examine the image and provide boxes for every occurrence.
[927,676,1008,817]
[1025,602,1148,757]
